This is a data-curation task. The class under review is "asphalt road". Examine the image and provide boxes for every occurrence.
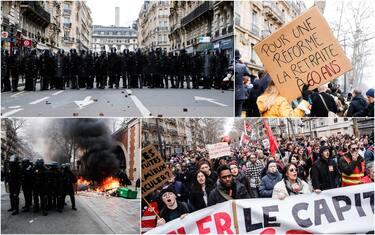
[1,183,140,234]
[1,83,233,117]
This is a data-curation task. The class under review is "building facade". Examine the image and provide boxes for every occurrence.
[142,118,207,157]
[59,1,92,51]
[91,25,138,52]
[235,1,306,78]
[1,1,92,54]
[169,1,234,57]
[138,0,171,51]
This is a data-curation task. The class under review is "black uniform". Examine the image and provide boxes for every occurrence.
[54,49,66,90]
[7,156,22,215]
[59,166,77,211]
[69,49,80,89]
[21,159,34,212]
[33,162,48,215]
[39,50,55,90]
[86,51,95,89]
[95,51,108,89]
[108,48,121,88]
[8,50,21,92]
[1,50,11,92]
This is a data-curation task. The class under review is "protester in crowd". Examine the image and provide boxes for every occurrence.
[272,163,311,199]
[361,162,374,184]
[207,165,250,206]
[197,160,218,185]
[364,144,374,164]
[256,80,311,117]
[188,171,214,212]
[346,89,368,117]
[167,175,188,202]
[235,49,252,116]
[310,84,338,117]
[310,146,340,192]
[259,161,282,198]
[157,187,189,226]
[354,88,374,117]
[228,161,254,198]
[288,155,306,180]
[339,143,365,187]
[245,153,263,197]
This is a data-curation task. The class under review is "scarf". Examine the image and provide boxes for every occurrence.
[284,178,304,195]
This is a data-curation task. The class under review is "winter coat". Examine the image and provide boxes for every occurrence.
[188,184,214,211]
[347,95,368,117]
[355,102,374,117]
[257,94,307,117]
[310,157,340,191]
[235,61,251,100]
[234,171,253,198]
[259,172,282,198]
[310,92,338,117]
[272,179,311,199]
[207,181,250,206]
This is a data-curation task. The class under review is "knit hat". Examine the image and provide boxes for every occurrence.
[159,186,177,199]
[320,146,330,155]
[366,88,374,98]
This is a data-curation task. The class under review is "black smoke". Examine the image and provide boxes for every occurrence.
[50,118,120,182]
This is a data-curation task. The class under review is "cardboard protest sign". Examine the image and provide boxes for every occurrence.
[206,142,231,159]
[254,6,352,102]
[141,145,172,197]
[146,183,374,234]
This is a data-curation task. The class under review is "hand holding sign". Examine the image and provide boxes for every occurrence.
[254,7,352,102]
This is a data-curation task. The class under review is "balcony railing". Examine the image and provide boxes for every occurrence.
[20,1,51,27]
[263,1,285,24]
[181,1,212,26]
[63,9,72,15]
[63,36,75,43]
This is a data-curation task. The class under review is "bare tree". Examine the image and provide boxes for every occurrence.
[1,118,26,160]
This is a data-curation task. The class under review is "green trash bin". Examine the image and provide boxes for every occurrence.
[117,187,129,198]
[127,189,138,199]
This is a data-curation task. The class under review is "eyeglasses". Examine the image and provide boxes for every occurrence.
[288,168,297,172]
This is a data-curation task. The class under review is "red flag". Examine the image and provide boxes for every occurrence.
[241,132,250,145]
[244,120,252,133]
[263,119,278,155]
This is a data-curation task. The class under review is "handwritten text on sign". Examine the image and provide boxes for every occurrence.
[206,142,231,159]
[141,145,172,197]
[254,7,352,102]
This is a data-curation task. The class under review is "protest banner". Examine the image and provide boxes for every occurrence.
[206,142,231,159]
[146,183,374,234]
[254,6,352,102]
[141,145,172,196]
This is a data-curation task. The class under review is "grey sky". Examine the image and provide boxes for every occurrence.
[86,0,143,26]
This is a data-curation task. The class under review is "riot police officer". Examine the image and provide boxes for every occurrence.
[79,50,88,88]
[59,164,77,212]
[7,155,22,215]
[95,50,108,89]
[46,162,61,211]
[121,49,130,88]
[33,158,48,216]
[9,49,21,92]
[1,49,11,92]
[108,47,121,88]
[86,50,95,89]
[178,49,190,89]
[191,52,202,89]
[21,158,34,212]
[69,49,80,90]
[55,49,66,90]
[22,49,38,91]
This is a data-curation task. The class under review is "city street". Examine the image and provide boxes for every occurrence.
[1,183,140,234]
[1,83,233,117]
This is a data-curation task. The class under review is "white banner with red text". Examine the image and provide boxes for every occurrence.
[145,183,374,234]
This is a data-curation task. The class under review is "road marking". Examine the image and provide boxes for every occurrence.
[127,90,152,117]
[2,108,23,117]
[10,91,26,97]
[30,96,50,104]
[194,96,228,107]
[74,96,94,109]
[9,106,22,109]
[52,90,64,96]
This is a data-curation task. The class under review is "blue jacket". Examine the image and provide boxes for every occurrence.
[259,172,282,198]
[235,60,251,100]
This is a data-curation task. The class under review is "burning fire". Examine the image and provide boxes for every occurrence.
[78,176,91,186]
[96,177,120,192]
[77,176,120,192]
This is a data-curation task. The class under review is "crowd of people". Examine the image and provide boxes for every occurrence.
[2,156,77,216]
[142,132,374,229]
[1,47,232,92]
[235,49,374,118]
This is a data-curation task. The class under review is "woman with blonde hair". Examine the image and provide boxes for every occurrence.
[256,79,311,117]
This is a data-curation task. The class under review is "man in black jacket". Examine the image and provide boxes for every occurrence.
[310,85,337,117]
[310,146,340,193]
[157,187,189,226]
[207,165,250,206]
[347,89,368,117]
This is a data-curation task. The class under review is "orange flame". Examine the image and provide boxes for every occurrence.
[78,176,91,186]
[95,177,120,192]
